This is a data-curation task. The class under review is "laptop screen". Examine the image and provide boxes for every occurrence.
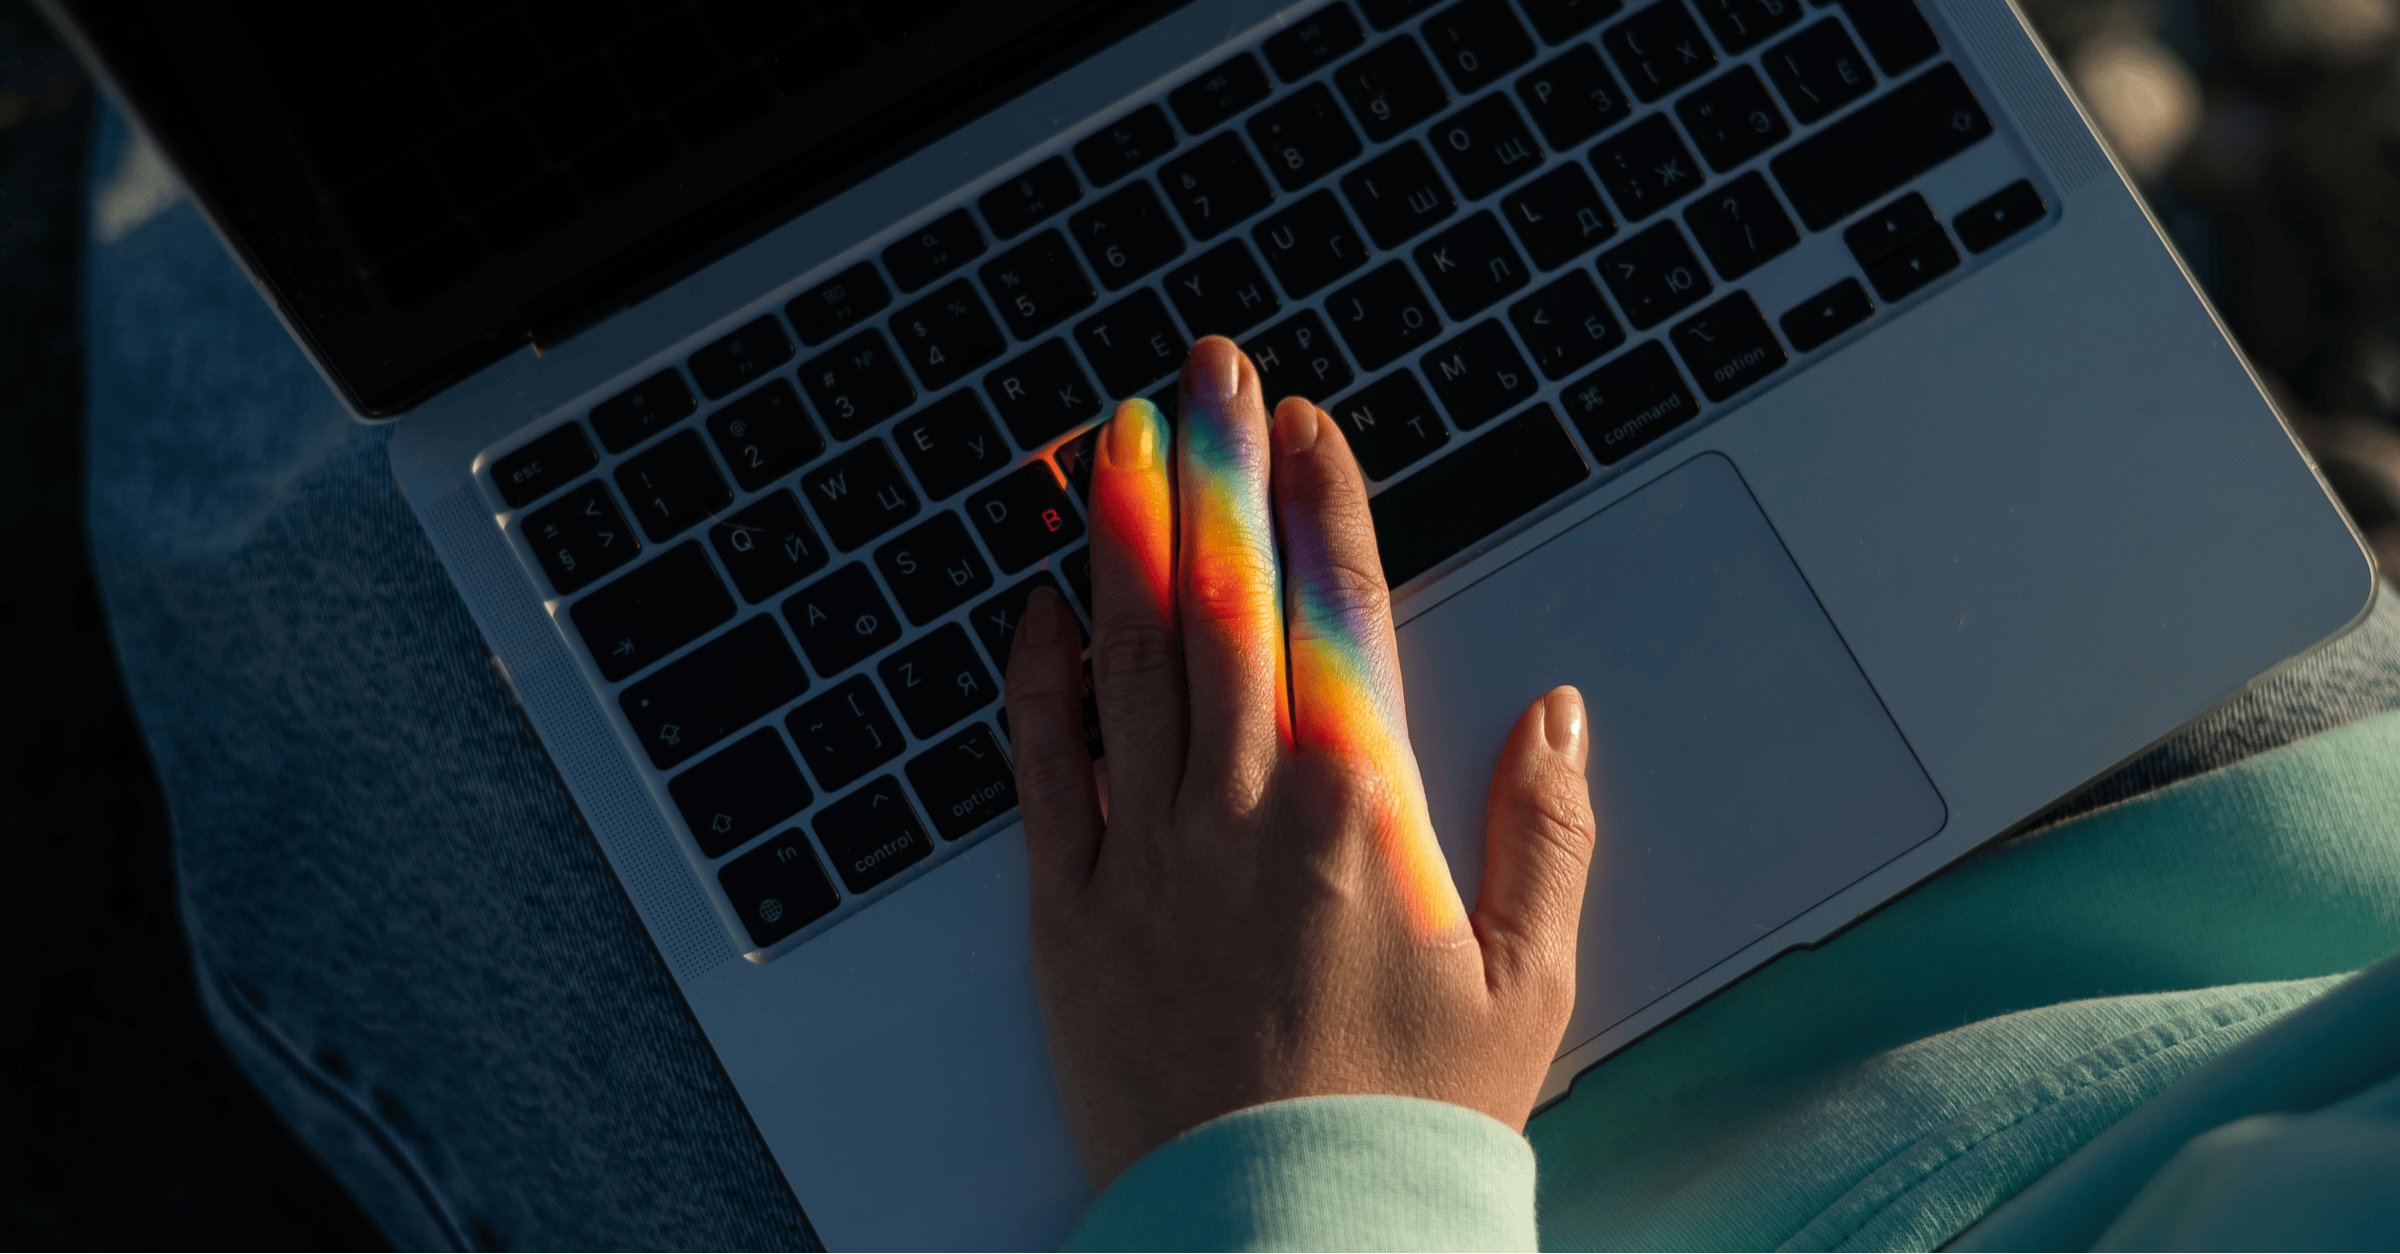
[56,0,1194,416]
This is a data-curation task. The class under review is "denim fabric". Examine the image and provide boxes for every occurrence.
[80,109,815,1250]
[80,98,2400,1248]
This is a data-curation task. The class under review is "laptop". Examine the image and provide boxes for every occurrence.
[47,0,2371,1244]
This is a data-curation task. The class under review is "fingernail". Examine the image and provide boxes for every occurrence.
[1102,399,1162,470]
[1185,336,1243,405]
[1273,399,1320,454]
[1544,686,1588,769]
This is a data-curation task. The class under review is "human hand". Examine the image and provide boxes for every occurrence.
[1003,336,1598,1189]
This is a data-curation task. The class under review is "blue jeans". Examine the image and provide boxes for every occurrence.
[80,105,2400,1249]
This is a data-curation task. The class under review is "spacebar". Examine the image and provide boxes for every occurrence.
[1370,403,1590,588]
[1769,64,1994,232]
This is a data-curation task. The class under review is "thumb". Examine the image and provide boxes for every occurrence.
[1471,686,1597,997]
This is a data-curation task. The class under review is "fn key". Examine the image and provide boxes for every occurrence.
[718,832,841,949]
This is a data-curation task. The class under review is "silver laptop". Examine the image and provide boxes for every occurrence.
[52,0,2370,1244]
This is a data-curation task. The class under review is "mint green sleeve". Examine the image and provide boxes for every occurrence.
[1061,1096,1537,1252]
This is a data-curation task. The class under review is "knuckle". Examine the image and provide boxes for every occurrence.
[1289,560,1391,641]
[1094,618,1179,688]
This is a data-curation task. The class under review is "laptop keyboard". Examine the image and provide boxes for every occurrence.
[485,0,2052,958]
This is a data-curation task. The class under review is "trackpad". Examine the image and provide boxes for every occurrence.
[1396,453,1946,1053]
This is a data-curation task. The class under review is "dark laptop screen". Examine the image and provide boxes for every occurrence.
[54,0,1193,415]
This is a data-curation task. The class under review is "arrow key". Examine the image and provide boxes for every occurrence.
[1953,179,2046,254]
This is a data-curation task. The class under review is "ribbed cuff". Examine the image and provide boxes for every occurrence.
[1064,1095,1537,1252]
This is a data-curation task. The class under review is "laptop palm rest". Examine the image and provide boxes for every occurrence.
[1397,452,1947,1057]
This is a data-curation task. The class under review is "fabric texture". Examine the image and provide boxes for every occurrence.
[1065,1096,1538,1252]
[79,110,815,1250]
[1526,707,2400,1251]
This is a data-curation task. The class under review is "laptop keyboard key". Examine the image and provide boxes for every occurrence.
[783,563,902,675]
[785,261,891,346]
[1265,5,1367,80]
[1057,426,1103,503]
[979,156,1084,240]
[986,340,1103,448]
[1509,270,1625,379]
[1671,291,1786,399]
[801,329,918,440]
[787,675,905,790]
[1866,226,1958,300]
[1693,0,1803,53]
[889,280,1006,395]
[1421,319,1538,427]
[1560,339,1697,463]
[1429,94,1546,200]
[894,391,1010,501]
[968,461,1087,573]
[1248,310,1355,402]
[1422,0,1538,93]
[689,315,795,400]
[591,369,697,453]
[1844,191,1932,264]
[813,776,934,894]
[523,480,640,595]
[1075,289,1192,396]
[1599,220,1714,328]
[1603,1,1719,102]
[1255,190,1371,298]
[615,429,733,543]
[1167,240,1284,337]
[1677,67,1791,172]
[1954,179,2045,253]
[718,832,840,948]
[1414,210,1532,320]
[1335,37,1452,144]
[1069,182,1188,289]
[982,230,1097,339]
[1329,261,1446,370]
[1779,276,1875,351]
[571,541,735,680]
[907,724,1018,840]
[711,489,830,603]
[1249,84,1364,192]
[1330,369,1450,479]
[493,422,598,508]
[877,623,998,738]
[883,207,987,293]
[1171,54,1274,133]
[1060,546,1095,617]
[1769,65,1993,230]
[1341,141,1458,249]
[1516,0,1623,42]
[874,512,995,625]
[803,439,920,550]
[1503,182,1616,284]
[971,571,1081,667]
[621,614,808,769]
[1685,171,1799,279]
[1842,0,1940,75]
[671,727,811,858]
[705,378,823,491]
[1369,403,1589,585]
[1516,45,1632,148]
[1159,133,1277,239]
[1591,114,1704,219]
[1075,104,1178,186]
[1763,19,1875,124]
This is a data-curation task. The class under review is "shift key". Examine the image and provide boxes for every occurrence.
[1769,64,1993,232]
[620,615,809,769]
